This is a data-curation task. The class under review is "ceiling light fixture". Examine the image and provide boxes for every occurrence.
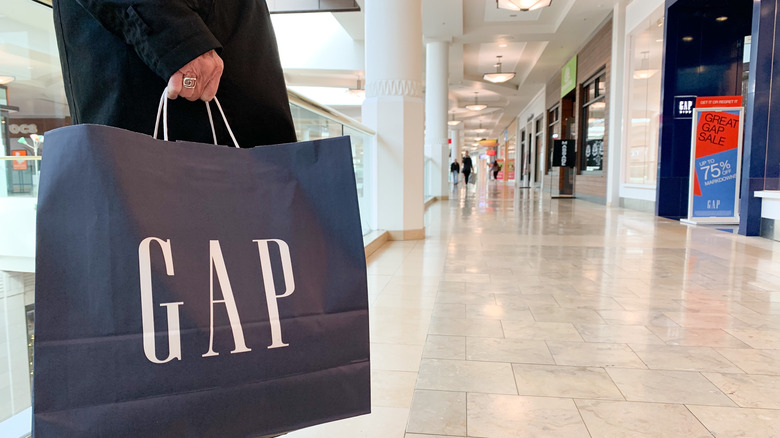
[682,36,694,42]
[474,119,487,134]
[633,51,658,80]
[483,55,516,84]
[716,16,728,22]
[448,113,461,126]
[465,92,487,111]
[496,0,553,12]
[0,75,15,85]
[346,76,365,99]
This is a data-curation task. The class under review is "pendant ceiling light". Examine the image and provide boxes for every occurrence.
[474,118,487,134]
[633,51,658,80]
[497,0,553,11]
[483,56,516,84]
[448,113,461,126]
[465,92,487,111]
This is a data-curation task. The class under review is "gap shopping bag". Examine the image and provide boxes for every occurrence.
[33,98,370,437]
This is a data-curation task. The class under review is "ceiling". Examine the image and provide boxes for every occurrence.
[283,0,617,142]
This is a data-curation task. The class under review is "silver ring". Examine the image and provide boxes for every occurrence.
[183,77,197,89]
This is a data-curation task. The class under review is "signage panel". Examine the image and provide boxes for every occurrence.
[551,139,575,168]
[685,96,744,224]
[673,95,696,119]
[561,56,577,97]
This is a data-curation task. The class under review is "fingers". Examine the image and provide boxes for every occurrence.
[167,71,183,99]
[166,50,224,102]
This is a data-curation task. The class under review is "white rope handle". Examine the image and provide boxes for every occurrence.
[153,89,241,148]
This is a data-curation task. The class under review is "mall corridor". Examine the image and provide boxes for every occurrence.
[288,179,780,438]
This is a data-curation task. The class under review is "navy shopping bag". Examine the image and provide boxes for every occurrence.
[33,116,370,437]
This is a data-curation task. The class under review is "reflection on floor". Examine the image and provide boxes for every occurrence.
[287,180,780,438]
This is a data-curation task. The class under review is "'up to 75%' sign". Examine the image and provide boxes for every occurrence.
[685,96,744,224]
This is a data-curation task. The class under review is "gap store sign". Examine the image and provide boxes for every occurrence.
[683,96,744,225]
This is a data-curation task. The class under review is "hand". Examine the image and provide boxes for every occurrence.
[167,50,224,102]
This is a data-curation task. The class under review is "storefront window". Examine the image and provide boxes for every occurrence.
[623,7,664,186]
[581,71,606,172]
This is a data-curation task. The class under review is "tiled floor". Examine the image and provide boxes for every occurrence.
[287,178,780,437]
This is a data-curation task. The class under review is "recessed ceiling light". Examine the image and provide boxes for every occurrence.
[716,16,728,22]
[682,36,694,42]
[498,43,508,48]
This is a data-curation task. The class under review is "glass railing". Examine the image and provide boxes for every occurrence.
[287,90,374,236]
[0,157,42,198]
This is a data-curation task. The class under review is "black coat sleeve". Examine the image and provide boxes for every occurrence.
[74,0,222,79]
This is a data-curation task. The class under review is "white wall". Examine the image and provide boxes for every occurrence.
[0,198,36,273]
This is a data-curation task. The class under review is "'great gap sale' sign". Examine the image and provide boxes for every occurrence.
[686,96,744,223]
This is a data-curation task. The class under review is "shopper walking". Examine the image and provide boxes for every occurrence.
[462,151,473,184]
[450,160,460,185]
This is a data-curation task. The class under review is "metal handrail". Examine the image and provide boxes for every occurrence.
[287,90,375,136]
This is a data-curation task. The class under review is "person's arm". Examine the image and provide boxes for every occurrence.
[75,0,223,100]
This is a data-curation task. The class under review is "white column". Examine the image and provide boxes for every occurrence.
[449,128,462,185]
[362,0,424,240]
[449,128,462,166]
[425,41,449,199]
[606,0,627,207]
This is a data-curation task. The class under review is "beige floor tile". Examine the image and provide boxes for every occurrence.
[405,435,466,438]
[554,296,625,310]
[467,393,590,438]
[725,328,780,349]
[597,310,680,327]
[648,326,751,348]
[406,390,466,436]
[530,306,607,324]
[702,373,780,409]
[427,317,504,337]
[373,292,437,311]
[465,303,534,321]
[630,345,744,373]
[606,368,736,406]
[434,291,496,306]
[576,400,713,438]
[493,293,559,306]
[714,348,780,375]
[663,312,752,329]
[371,370,419,408]
[575,323,665,345]
[547,341,647,368]
[284,408,409,438]
[687,405,780,437]
[371,343,424,372]
[431,303,465,319]
[512,364,624,400]
[466,337,554,364]
[502,321,583,341]
[416,359,517,394]
[422,335,466,360]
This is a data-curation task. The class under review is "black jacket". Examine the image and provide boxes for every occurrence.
[462,156,473,172]
[53,0,296,147]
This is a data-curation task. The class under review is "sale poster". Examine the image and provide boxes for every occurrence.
[688,96,743,221]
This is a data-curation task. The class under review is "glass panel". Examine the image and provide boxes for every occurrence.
[597,75,606,97]
[622,6,664,185]
[586,83,596,102]
[583,100,605,171]
[289,101,374,236]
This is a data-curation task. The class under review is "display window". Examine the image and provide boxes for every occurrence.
[622,7,663,186]
[581,71,607,172]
